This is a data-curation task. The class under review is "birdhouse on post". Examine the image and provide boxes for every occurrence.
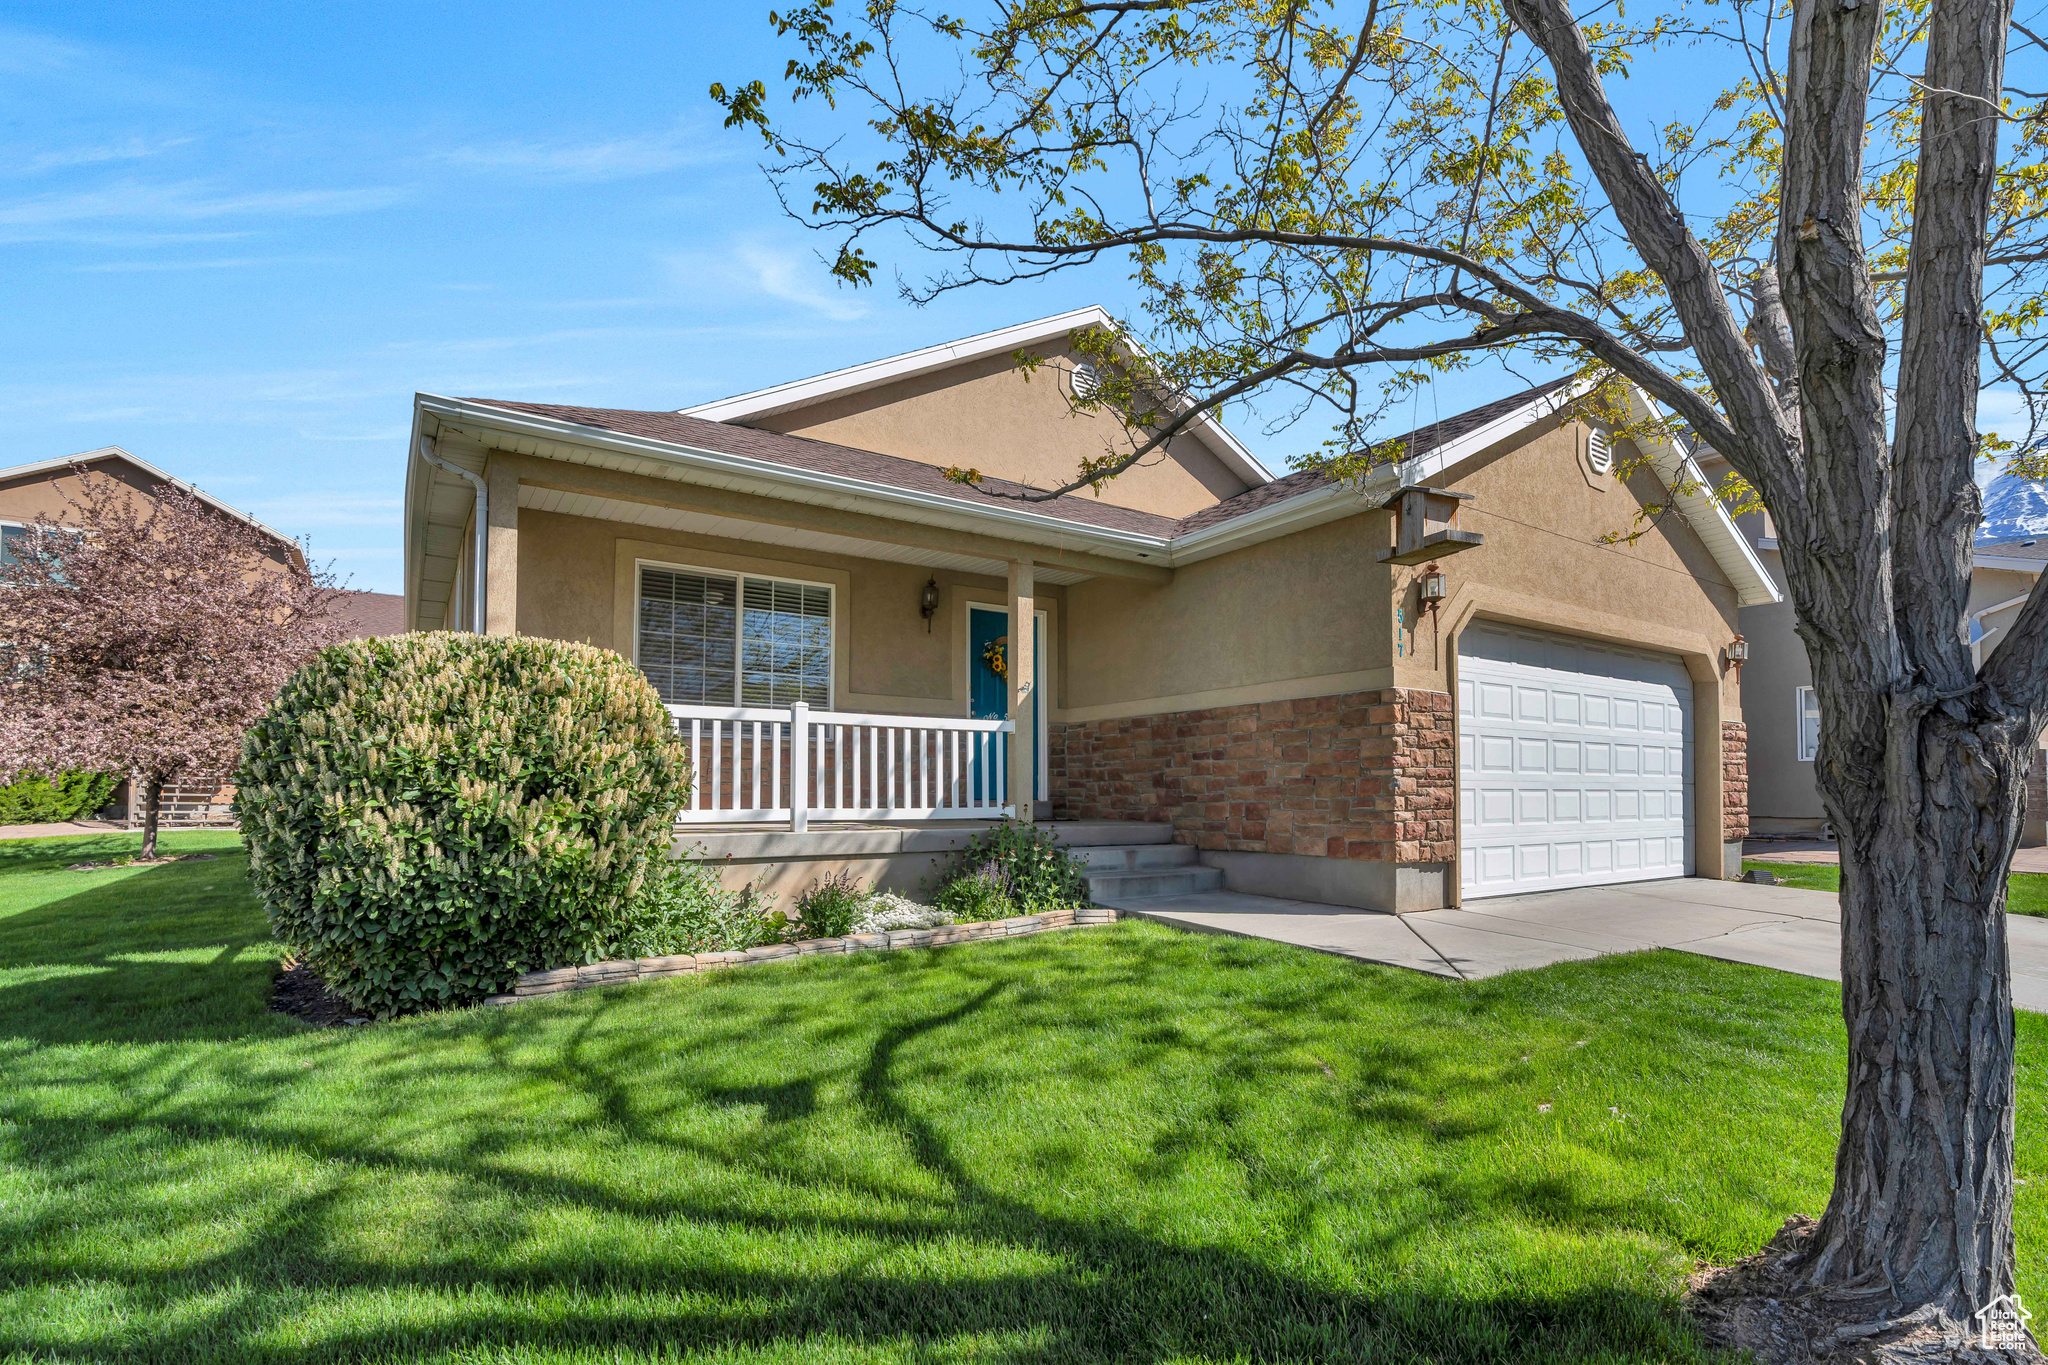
[1377,485,1485,565]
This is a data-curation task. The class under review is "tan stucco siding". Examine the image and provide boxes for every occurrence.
[1404,421,1743,719]
[1737,526,2041,829]
[513,505,1060,714]
[751,347,1251,519]
[1060,513,1391,719]
[1057,420,1741,725]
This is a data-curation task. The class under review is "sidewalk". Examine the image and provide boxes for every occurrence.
[0,820,126,841]
[1743,838,2048,874]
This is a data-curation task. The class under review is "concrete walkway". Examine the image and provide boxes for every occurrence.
[0,820,124,841]
[1114,878,2048,1011]
[1743,838,2048,874]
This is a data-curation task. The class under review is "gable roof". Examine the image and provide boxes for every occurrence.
[1173,384,1575,535]
[432,373,1776,605]
[681,306,1277,489]
[461,398,1182,537]
[0,446,300,551]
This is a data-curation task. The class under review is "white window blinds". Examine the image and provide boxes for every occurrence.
[1796,686,1820,762]
[637,565,832,707]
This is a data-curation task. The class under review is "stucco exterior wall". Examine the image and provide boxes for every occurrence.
[750,346,1251,519]
[1737,531,2041,833]
[512,505,1064,715]
[0,456,297,569]
[1057,419,1742,727]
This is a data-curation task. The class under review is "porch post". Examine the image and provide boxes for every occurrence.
[1007,558,1036,824]
[484,455,519,635]
[789,702,809,834]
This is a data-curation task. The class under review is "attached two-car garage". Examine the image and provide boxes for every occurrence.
[1457,621,1695,899]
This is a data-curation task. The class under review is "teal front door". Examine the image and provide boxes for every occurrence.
[968,605,1041,804]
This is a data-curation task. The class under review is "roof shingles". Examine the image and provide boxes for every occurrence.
[458,378,1571,544]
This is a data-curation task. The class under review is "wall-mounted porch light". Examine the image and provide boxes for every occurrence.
[1419,563,1448,608]
[1727,634,1750,670]
[920,577,941,632]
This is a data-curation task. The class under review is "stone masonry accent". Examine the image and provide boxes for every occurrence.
[483,906,1112,1006]
[1051,688,1456,863]
[1722,721,1749,843]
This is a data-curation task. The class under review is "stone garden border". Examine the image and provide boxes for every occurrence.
[482,905,1118,1006]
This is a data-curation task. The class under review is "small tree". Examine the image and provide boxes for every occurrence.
[0,467,350,859]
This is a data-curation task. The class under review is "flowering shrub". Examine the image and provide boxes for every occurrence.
[934,821,1090,918]
[852,892,952,933]
[794,869,869,939]
[236,632,691,1016]
[604,857,780,958]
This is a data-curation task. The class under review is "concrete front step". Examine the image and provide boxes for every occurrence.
[1068,842,1199,872]
[1084,865,1225,901]
[1048,820,1176,847]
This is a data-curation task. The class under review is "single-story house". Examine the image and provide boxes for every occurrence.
[400,307,1780,911]
[1717,484,2048,842]
[0,446,405,826]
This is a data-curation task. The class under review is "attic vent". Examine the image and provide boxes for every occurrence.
[1071,360,1101,399]
[1588,428,1614,474]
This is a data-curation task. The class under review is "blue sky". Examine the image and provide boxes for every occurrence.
[3,5,2027,595]
[1,3,1143,594]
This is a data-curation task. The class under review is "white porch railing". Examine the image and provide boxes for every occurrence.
[667,702,1016,829]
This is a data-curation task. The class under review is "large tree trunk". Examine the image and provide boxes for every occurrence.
[139,775,162,861]
[1794,700,2026,1322]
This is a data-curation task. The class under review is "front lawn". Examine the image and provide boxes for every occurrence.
[1743,857,2048,916]
[3,831,2045,1363]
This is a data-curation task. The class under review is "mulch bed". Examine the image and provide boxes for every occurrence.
[271,960,369,1028]
[1684,1216,2043,1363]
[67,853,219,872]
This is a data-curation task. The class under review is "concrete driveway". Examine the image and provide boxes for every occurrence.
[1114,878,2048,1011]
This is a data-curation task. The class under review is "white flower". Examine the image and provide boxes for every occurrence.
[851,893,954,933]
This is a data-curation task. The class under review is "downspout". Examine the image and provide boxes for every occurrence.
[416,431,487,631]
[1969,590,2032,668]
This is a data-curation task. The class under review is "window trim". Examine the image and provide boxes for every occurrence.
[1795,685,1820,763]
[633,556,837,710]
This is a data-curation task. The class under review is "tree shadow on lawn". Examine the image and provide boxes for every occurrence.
[0,851,286,1046]
[0,941,1807,1363]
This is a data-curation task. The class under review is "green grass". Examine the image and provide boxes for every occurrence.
[1742,858,2048,916]
[2,831,2045,1363]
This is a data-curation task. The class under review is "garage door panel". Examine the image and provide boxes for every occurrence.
[1458,621,1694,899]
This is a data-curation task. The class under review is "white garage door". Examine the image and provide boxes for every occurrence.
[1458,621,1694,898]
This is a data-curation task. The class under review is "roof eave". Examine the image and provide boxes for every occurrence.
[414,394,1178,565]
[681,305,1277,487]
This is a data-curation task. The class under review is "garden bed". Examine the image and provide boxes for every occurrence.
[488,905,1115,1005]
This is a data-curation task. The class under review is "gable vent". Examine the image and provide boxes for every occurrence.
[1587,428,1613,474]
[1071,360,1101,399]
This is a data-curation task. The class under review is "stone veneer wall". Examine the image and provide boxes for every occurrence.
[1051,689,1456,863]
[1722,721,1749,843]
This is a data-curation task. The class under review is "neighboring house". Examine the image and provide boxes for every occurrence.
[1721,483,2048,841]
[400,307,1779,911]
[337,590,408,638]
[0,446,398,827]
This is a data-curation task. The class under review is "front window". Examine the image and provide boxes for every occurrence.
[636,564,832,707]
[1796,686,1820,762]
[0,524,26,568]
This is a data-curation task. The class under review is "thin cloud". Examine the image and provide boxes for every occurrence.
[665,241,869,322]
[71,255,319,273]
[238,491,403,529]
[0,180,404,240]
[435,123,724,181]
[12,137,190,176]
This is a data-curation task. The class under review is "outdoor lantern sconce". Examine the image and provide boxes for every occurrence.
[1418,563,1448,615]
[1727,634,1750,671]
[1377,484,1485,565]
[919,577,941,632]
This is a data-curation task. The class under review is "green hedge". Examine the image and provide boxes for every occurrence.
[0,771,120,825]
[237,633,691,1016]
